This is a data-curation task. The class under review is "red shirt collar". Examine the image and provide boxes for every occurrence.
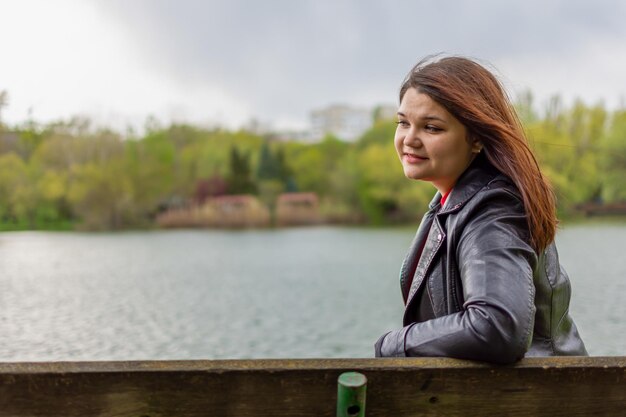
[441,189,452,207]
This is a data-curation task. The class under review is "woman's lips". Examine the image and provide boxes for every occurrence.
[403,152,428,163]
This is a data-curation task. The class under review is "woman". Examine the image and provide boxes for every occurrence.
[374,56,587,363]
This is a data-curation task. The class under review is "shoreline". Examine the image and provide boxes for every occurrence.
[1,216,625,233]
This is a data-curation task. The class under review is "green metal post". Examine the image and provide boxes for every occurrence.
[337,372,367,417]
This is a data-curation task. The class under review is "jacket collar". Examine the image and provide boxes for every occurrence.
[428,154,502,214]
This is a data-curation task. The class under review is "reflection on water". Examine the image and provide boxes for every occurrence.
[0,224,623,361]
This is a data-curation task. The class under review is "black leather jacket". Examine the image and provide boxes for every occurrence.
[375,157,587,363]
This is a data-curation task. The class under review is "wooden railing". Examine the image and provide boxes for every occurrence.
[1,357,624,416]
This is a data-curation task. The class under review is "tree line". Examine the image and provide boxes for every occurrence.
[0,93,624,230]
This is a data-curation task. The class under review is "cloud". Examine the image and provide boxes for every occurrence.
[2,0,625,131]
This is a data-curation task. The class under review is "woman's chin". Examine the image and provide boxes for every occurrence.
[403,169,424,181]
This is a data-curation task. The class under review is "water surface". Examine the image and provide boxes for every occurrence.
[0,224,623,360]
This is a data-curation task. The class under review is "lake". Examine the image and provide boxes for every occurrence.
[0,224,624,361]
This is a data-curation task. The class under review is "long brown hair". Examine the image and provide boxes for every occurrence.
[399,55,556,252]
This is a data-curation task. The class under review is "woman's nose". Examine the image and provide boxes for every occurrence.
[404,127,422,147]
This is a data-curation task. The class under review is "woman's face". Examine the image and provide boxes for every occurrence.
[394,88,481,194]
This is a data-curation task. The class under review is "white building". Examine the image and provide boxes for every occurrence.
[310,105,372,142]
[308,104,398,142]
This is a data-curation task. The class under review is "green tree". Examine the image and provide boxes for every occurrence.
[227,146,256,194]
[67,159,136,230]
[0,152,27,224]
[601,110,626,202]
[357,120,397,148]
[529,98,606,213]
[124,139,174,219]
[356,144,410,223]
[274,147,297,192]
[257,141,280,180]
[36,169,71,225]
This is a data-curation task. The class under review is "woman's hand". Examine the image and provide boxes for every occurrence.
[374,325,416,357]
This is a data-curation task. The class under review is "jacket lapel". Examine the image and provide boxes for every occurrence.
[404,217,446,310]
[400,208,436,303]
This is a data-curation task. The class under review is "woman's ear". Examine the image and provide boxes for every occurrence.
[468,134,483,153]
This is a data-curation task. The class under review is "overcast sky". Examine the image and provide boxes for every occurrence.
[1,0,625,132]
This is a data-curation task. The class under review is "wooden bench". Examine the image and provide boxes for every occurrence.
[1,357,624,416]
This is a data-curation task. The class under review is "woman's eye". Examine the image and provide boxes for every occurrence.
[396,120,409,127]
[425,125,442,133]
